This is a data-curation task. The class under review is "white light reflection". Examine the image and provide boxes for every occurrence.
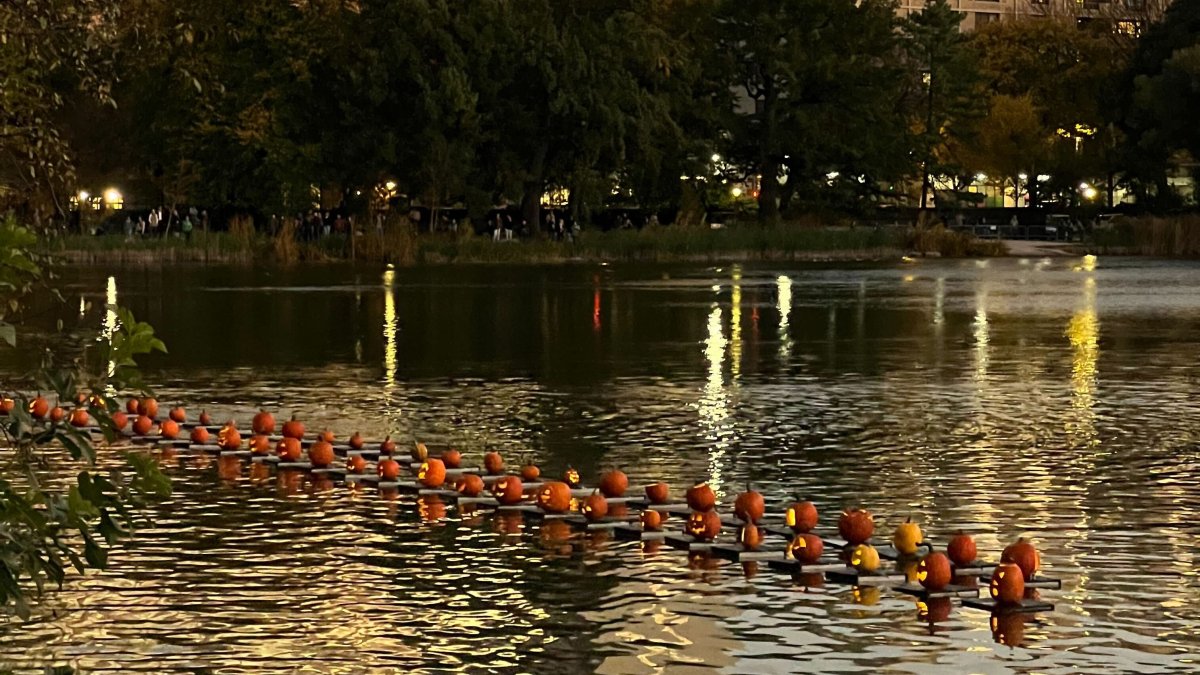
[698,305,731,494]
[973,287,989,383]
[101,276,118,393]
[382,268,397,387]
[777,275,793,360]
[730,266,742,381]
[933,277,945,327]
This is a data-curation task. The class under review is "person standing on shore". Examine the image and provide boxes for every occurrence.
[146,207,159,237]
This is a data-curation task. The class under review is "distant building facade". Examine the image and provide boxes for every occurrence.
[894,0,1172,33]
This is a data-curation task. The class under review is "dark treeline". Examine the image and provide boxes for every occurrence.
[2,0,1198,231]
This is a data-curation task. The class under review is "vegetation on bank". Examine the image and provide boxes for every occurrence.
[1087,215,1200,256]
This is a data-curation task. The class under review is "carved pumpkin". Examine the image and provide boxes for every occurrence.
[738,523,764,550]
[377,458,401,481]
[641,509,664,531]
[520,463,541,482]
[160,419,180,439]
[645,482,669,504]
[598,469,628,498]
[0,398,14,414]
[49,406,65,423]
[245,434,267,454]
[893,516,923,556]
[456,473,485,497]
[125,398,140,415]
[787,533,825,564]
[947,532,977,567]
[318,429,335,444]
[217,423,241,451]
[484,452,504,475]
[990,611,1025,647]
[281,415,305,440]
[786,500,819,533]
[536,481,572,513]
[69,408,90,428]
[349,432,364,450]
[347,455,367,473]
[581,492,609,521]
[198,410,213,426]
[442,448,462,468]
[563,466,581,487]
[492,475,525,505]
[418,458,447,488]
[276,437,302,462]
[1001,538,1040,581]
[733,487,765,523]
[917,552,952,590]
[989,563,1025,604]
[686,510,722,541]
[137,398,158,419]
[838,507,875,545]
[29,395,49,419]
[309,440,335,467]
[686,482,716,512]
[251,409,274,434]
[380,436,396,454]
[169,407,187,424]
[133,415,155,436]
[850,544,881,573]
[190,425,210,444]
[111,410,128,431]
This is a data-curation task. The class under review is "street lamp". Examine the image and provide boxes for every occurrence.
[103,188,123,209]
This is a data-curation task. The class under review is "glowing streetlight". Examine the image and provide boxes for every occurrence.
[384,181,396,192]
[77,190,89,202]
[731,187,743,197]
[103,188,123,208]
[975,173,988,183]
[711,153,721,163]
[1018,173,1028,181]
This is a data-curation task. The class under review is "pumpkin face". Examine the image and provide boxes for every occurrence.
[160,419,180,439]
[850,544,881,573]
[786,501,819,533]
[111,411,128,431]
[738,523,764,550]
[641,509,664,531]
[69,408,90,428]
[520,464,541,482]
[198,410,213,426]
[137,397,158,419]
[536,481,572,513]
[563,467,581,487]
[380,436,396,454]
[456,474,485,497]
[1001,539,1040,581]
[250,434,271,455]
[893,517,923,556]
[947,532,977,567]
[349,432,364,450]
[442,449,462,468]
[418,458,447,488]
[347,455,367,473]
[0,398,15,414]
[190,426,210,444]
[917,552,953,590]
[492,476,525,505]
[787,533,825,564]
[49,406,65,423]
[581,492,609,521]
[309,440,335,467]
[251,409,274,434]
[734,488,765,523]
[838,508,875,545]
[29,396,49,419]
[170,407,187,424]
[276,437,302,461]
[217,423,242,451]
[484,452,504,475]
[686,483,716,512]
[126,398,140,415]
[377,458,401,481]
[989,563,1025,604]
[133,415,155,436]
[686,510,722,541]
[645,482,670,504]
[598,469,628,498]
[281,416,305,440]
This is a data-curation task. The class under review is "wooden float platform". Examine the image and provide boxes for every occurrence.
[895,583,980,599]
[962,597,1054,614]
[765,558,847,574]
[825,568,907,587]
[708,544,785,562]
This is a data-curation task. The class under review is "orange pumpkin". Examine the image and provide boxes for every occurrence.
[308,440,335,467]
[29,395,49,419]
[917,552,953,590]
[377,458,401,481]
[786,500,818,533]
[645,482,670,504]
[281,415,305,439]
[137,397,158,419]
[0,398,14,414]
[69,408,90,428]
[990,562,1025,604]
[349,432,364,450]
[563,466,581,487]
[536,481,572,513]
[838,507,875,545]
[787,533,825,564]
[251,409,274,434]
[686,482,716,512]
[160,419,180,439]
[111,410,128,431]
[520,463,541,482]
[276,437,302,461]
[318,429,335,443]
[250,434,271,455]
[217,423,242,451]
[380,436,397,454]
[418,458,447,488]
[733,487,765,523]
[641,509,664,531]
[1001,538,1040,581]
[492,475,525,505]
[484,451,504,475]
[169,407,187,424]
[686,510,722,541]
[190,425,210,444]
[456,473,485,497]
[125,398,140,415]
[581,492,609,521]
[198,410,213,426]
[347,455,367,473]
[133,414,155,436]
[947,532,977,567]
[598,469,628,498]
[442,448,462,468]
[49,406,65,423]
[738,523,764,550]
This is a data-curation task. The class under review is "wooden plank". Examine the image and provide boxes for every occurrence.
[663,534,713,552]
[456,496,500,507]
[825,567,907,587]
[709,544,785,562]
[962,598,1054,614]
[895,583,980,599]
[765,559,846,574]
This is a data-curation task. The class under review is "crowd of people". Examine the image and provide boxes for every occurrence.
[116,206,206,240]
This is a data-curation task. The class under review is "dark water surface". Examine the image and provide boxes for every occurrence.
[1,257,1199,674]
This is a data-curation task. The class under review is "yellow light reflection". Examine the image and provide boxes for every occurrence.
[973,288,989,383]
[1066,277,1099,447]
[698,305,730,494]
[777,275,792,361]
[730,266,742,381]
[382,268,397,387]
[101,276,118,392]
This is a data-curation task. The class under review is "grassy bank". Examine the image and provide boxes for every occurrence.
[1086,215,1200,256]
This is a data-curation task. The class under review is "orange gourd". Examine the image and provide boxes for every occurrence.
[133,415,155,436]
[308,440,335,467]
[733,486,765,523]
[947,532,977,567]
[276,437,302,461]
[645,482,670,504]
[917,552,953,590]
[641,509,664,531]
[282,415,305,440]
[160,419,180,439]
[520,463,541,482]
[442,448,462,468]
[418,458,447,488]
[349,432,364,450]
[536,481,572,513]
[492,475,525,505]
[484,451,504,475]
[598,469,628,498]
[1001,538,1040,581]
[137,397,158,419]
[69,408,90,428]
[251,409,274,434]
[198,410,213,426]
[686,482,716,512]
[786,500,819,533]
[686,510,722,541]
[456,473,485,497]
[170,407,187,424]
[380,436,396,454]
[838,507,875,545]
[190,425,210,444]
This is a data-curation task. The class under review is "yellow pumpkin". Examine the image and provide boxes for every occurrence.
[892,516,923,556]
[850,544,881,573]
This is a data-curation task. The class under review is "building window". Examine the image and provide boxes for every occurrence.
[976,12,1000,26]
[1116,19,1143,36]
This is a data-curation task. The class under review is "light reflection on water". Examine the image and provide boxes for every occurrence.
[2,258,1200,673]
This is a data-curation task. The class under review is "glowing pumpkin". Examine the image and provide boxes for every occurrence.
[377,458,401,481]
[1001,538,1040,581]
[990,610,1025,647]
[893,516,923,556]
[492,475,524,505]
[418,458,447,488]
[645,482,670,504]
[250,434,271,455]
[598,469,628,498]
[850,544,881,573]
[217,423,241,451]
[69,408,90,428]
[641,509,664,531]
[838,507,875,545]
[917,552,952,590]
[536,481,572,513]
[786,500,818,533]
[563,466,581,487]
[733,487,765,523]
[787,533,825,564]
[29,395,49,419]
[276,437,302,462]
[989,563,1025,604]
[686,510,722,541]
[947,532,977,567]
[686,482,716,512]
[581,492,609,521]
[456,473,485,497]
[738,523,764,550]
[0,398,14,414]
[347,455,367,473]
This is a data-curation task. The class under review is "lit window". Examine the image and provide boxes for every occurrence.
[1116,20,1142,36]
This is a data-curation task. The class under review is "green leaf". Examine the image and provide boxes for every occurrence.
[0,322,14,347]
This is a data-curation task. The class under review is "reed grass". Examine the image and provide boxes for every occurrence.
[1088,215,1200,256]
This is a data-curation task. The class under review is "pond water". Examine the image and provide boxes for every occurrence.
[1,257,1199,674]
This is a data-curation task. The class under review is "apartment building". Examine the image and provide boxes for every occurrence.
[893,0,1170,32]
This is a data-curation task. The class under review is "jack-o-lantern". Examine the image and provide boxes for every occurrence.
[686,510,722,541]
[893,517,923,556]
[442,448,462,468]
[456,473,485,497]
[733,487,765,523]
[125,398,140,415]
[850,544,881,573]
[484,451,504,475]
[169,407,187,424]
[411,441,429,461]
[492,475,525,505]
[418,458,447,488]
[520,463,541,482]
[308,440,335,467]
[379,436,396,454]
[49,406,65,424]
[947,532,977,567]
[29,395,50,420]
[787,533,825,564]
[276,437,302,462]
[581,492,609,521]
[1001,538,1040,581]
[282,416,305,440]
[377,458,401,481]
[598,469,628,498]
[198,410,213,426]
[217,423,241,451]
[160,419,180,439]
[349,432,364,450]
[786,500,818,533]
[990,610,1025,647]
[563,466,581,487]
[917,552,952,590]
[190,425,210,444]
[990,563,1025,604]
[838,507,875,545]
[686,482,716,512]
[133,414,155,436]
[645,482,670,504]
[641,509,664,531]
[347,455,367,473]
[137,397,158,419]
[536,481,572,513]
[251,409,273,434]
[0,398,14,414]
[111,411,128,431]
[737,523,764,550]
[69,408,90,428]
[249,434,271,455]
